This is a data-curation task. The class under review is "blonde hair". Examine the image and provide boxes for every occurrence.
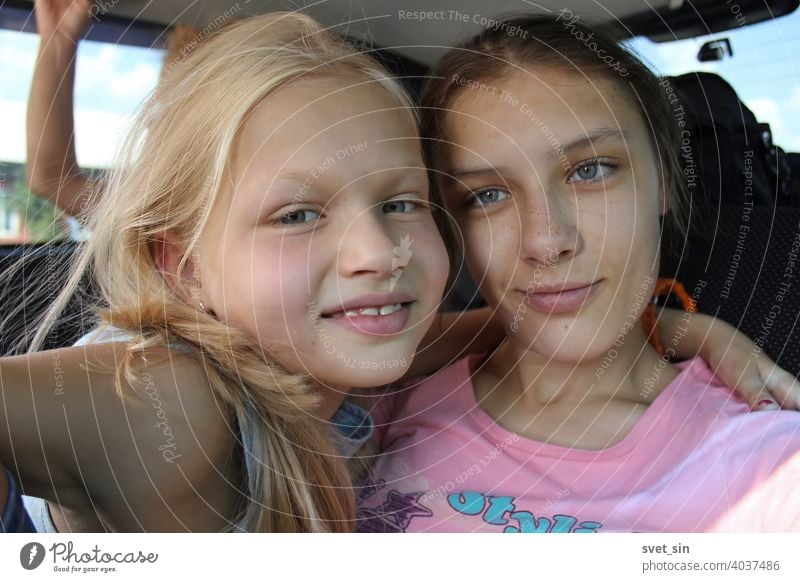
[30,12,416,532]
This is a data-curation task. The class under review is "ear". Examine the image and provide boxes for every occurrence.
[153,231,200,303]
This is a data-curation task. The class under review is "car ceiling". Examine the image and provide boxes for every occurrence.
[10,0,675,64]
[10,0,798,65]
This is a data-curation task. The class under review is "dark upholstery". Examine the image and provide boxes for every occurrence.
[662,205,800,376]
[0,243,97,355]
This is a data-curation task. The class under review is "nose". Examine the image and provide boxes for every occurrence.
[520,189,579,266]
[337,208,400,280]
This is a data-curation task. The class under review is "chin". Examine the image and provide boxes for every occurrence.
[324,360,412,389]
[515,319,621,364]
[309,345,415,389]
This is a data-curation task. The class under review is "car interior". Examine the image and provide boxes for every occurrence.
[1,0,799,376]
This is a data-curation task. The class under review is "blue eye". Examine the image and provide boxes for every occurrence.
[279,208,320,225]
[568,159,617,183]
[382,199,424,214]
[467,188,510,207]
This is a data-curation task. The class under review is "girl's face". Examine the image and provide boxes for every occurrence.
[196,77,448,388]
[438,68,665,362]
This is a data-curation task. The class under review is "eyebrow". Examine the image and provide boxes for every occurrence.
[277,164,428,181]
[559,128,630,158]
[258,165,429,198]
[274,171,309,183]
[448,165,516,181]
[447,128,631,180]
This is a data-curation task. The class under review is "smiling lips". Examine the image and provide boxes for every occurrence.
[321,293,414,335]
[524,280,602,314]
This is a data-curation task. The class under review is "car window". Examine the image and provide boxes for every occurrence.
[625,8,800,153]
[0,27,164,243]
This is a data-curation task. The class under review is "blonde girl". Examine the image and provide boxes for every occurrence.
[2,11,450,532]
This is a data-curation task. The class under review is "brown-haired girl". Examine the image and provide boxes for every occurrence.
[357,15,800,533]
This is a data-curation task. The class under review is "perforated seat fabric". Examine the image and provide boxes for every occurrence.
[662,205,800,377]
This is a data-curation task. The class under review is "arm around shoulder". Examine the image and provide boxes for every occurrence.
[0,342,240,531]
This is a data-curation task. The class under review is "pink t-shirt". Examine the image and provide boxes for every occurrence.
[356,355,800,532]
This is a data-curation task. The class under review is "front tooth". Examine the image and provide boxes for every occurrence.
[379,303,401,315]
[359,307,380,316]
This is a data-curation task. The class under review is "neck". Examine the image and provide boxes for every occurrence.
[315,385,350,421]
[489,326,674,408]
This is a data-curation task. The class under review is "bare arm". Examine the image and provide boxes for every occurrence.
[408,305,800,409]
[659,308,800,410]
[0,342,238,531]
[26,0,100,217]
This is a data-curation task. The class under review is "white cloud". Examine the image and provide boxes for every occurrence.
[74,109,135,167]
[108,62,161,103]
[0,33,162,170]
[74,42,163,113]
[746,92,800,152]
[747,97,784,137]
[0,31,38,100]
[776,87,800,152]
[628,38,720,77]
[0,34,37,70]
[0,100,25,164]
[0,99,134,168]
[784,85,800,115]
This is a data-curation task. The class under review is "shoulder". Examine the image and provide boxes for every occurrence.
[97,345,239,530]
[666,358,800,455]
[31,342,237,530]
[62,340,227,436]
[668,357,750,413]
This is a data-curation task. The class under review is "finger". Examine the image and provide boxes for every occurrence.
[715,357,778,411]
[759,361,800,411]
[745,354,781,411]
[740,379,779,411]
